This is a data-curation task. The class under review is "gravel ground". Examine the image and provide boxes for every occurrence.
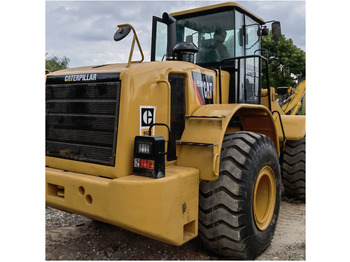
[46,198,305,260]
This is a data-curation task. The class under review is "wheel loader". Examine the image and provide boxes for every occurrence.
[46,2,305,259]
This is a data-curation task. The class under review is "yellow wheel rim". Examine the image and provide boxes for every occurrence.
[253,166,276,231]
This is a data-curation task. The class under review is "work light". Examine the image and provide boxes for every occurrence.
[133,136,165,178]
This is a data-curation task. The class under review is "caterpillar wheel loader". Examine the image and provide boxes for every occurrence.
[46,2,305,259]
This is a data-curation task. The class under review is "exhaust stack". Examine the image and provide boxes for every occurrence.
[162,12,176,60]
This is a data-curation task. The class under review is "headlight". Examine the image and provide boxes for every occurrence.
[136,141,152,155]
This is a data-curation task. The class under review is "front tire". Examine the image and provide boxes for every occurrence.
[199,131,281,259]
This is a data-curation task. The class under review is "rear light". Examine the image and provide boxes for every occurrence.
[134,158,155,170]
[133,136,165,179]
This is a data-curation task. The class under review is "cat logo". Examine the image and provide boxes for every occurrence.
[140,106,156,135]
[191,71,214,105]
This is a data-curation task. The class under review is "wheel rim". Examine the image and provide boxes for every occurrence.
[253,166,276,231]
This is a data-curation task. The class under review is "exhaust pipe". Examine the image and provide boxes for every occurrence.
[162,12,176,60]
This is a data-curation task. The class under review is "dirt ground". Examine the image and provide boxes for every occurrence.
[46,198,305,260]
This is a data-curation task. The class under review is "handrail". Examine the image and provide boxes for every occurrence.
[217,54,271,111]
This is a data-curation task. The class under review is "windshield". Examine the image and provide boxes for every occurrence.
[174,10,261,65]
[152,9,262,66]
[176,10,235,64]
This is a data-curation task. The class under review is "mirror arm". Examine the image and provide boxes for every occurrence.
[116,24,145,67]
[263,20,277,24]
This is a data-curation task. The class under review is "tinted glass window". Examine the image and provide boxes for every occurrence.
[154,21,167,61]
[245,16,260,104]
[176,10,235,64]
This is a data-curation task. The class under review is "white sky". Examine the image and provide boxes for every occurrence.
[46,0,306,68]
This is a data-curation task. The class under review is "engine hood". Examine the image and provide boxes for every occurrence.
[47,63,130,76]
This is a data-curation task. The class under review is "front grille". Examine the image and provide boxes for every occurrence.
[46,73,121,166]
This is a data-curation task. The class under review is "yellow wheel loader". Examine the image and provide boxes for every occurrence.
[46,2,305,259]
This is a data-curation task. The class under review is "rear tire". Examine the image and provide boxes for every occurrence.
[199,131,281,259]
[281,136,306,200]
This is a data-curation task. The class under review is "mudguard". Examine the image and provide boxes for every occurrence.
[176,104,279,181]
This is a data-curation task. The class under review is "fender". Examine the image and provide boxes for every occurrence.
[176,104,279,181]
[279,115,306,141]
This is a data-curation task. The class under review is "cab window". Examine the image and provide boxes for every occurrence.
[176,10,235,64]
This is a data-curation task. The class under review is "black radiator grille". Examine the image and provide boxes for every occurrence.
[46,74,121,166]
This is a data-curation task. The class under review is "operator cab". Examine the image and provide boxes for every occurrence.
[151,2,279,105]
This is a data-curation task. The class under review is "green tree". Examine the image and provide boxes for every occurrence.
[45,53,70,72]
[262,32,305,88]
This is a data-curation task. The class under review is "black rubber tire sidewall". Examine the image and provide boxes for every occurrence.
[246,139,281,251]
[198,131,281,259]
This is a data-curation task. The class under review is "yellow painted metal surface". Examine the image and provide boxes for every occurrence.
[261,87,306,141]
[177,104,279,181]
[218,70,231,104]
[46,61,217,179]
[261,82,306,117]
[171,2,265,24]
[261,88,285,115]
[279,115,306,141]
[46,165,199,245]
[282,80,306,115]
[253,166,276,231]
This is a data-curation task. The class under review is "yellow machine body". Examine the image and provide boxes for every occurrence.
[261,86,306,142]
[46,165,199,245]
[46,2,305,247]
[46,61,281,245]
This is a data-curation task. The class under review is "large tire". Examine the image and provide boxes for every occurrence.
[281,136,306,200]
[199,131,281,259]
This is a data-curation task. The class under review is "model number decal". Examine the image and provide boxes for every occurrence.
[191,71,214,104]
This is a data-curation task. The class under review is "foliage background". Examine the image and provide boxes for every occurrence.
[262,32,305,88]
[45,54,70,72]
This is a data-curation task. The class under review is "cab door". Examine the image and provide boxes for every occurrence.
[151,16,168,61]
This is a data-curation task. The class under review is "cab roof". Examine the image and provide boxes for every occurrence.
[170,2,265,24]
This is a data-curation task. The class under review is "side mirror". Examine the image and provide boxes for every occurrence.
[114,25,132,41]
[261,26,269,36]
[113,24,144,67]
[271,21,281,42]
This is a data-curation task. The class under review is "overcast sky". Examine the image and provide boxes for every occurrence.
[46,0,305,68]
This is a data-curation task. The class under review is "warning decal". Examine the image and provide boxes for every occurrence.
[140,106,156,136]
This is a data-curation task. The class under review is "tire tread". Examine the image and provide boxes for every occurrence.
[281,136,306,200]
[198,131,280,259]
